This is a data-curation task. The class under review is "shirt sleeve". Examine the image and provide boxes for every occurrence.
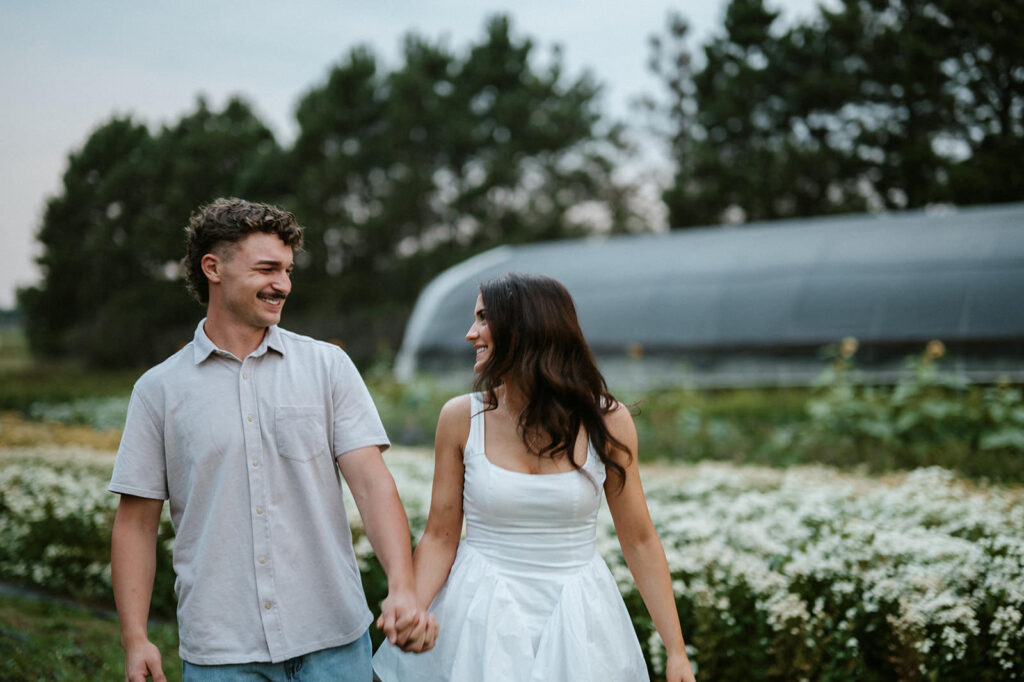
[108,382,169,499]
[331,349,391,457]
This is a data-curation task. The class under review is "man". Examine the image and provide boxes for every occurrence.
[110,198,436,681]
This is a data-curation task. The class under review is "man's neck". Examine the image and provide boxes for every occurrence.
[203,312,268,360]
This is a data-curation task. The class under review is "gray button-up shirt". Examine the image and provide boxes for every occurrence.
[109,321,390,665]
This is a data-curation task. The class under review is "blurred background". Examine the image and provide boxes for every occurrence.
[4,0,1021,370]
[1,1,1022,680]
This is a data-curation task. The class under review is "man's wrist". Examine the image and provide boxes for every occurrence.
[120,626,151,649]
[664,641,688,658]
[385,576,416,597]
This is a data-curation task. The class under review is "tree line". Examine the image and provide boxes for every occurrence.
[19,2,1023,368]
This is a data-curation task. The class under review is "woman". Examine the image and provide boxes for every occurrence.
[373,273,696,682]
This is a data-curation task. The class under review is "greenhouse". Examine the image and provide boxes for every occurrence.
[395,202,1024,387]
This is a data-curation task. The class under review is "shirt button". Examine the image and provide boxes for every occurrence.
[252,459,259,467]
[256,506,264,515]
[264,601,272,610]
[259,556,268,564]
[247,414,255,422]
[242,373,248,380]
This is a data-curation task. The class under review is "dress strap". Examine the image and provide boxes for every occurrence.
[582,439,604,476]
[465,392,486,458]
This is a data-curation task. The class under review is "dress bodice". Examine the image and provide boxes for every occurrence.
[462,392,606,575]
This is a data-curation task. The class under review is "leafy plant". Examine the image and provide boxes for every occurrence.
[800,339,1024,480]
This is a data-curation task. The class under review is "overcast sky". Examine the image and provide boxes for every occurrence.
[0,0,826,309]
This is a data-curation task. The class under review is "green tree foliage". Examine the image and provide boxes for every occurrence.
[20,15,635,367]
[18,98,283,366]
[18,117,151,359]
[287,15,634,320]
[940,0,1024,204]
[650,0,1024,227]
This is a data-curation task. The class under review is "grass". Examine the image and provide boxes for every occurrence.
[0,363,141,414]
[0,592,180,682]
[0,325,141,413]
[0,326,29,373]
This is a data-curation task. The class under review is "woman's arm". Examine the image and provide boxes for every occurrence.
[412,394,470,610]
[604,403,696,682]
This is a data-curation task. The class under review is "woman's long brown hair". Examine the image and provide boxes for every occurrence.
[473,272,629,490]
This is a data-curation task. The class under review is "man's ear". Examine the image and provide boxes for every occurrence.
[201,253,222,284]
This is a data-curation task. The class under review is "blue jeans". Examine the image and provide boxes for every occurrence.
[182,631,372,681]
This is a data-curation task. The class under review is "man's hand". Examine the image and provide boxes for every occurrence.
[666,650,697,682]
[376,590,439,653]
[123,637,166,682]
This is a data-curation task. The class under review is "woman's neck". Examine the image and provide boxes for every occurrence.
[495,382,528,417]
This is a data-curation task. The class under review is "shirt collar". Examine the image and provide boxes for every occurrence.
[191,319,286,364]
[264,324,286,356]
[192,319,217,364]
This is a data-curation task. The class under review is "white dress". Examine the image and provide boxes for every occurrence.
[373,393,649,681]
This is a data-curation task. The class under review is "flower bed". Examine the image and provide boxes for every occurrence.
[1,446,1021,680]
[616,463,1024,680]
[0,447,175,613]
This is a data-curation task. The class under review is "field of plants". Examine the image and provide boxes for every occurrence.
[1,333,1023,680]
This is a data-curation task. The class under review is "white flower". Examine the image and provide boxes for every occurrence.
[3,445,1022,676]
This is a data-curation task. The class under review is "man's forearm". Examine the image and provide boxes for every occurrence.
[340,447,439,650]
[362,484,416,591]
[339,448,416,590]
[111,496,163,646]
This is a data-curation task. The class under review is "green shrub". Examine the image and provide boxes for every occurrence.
[9,338,1022,481]
[616,341,1024,482]
[799,342,1024,481]
[365,368,457,446]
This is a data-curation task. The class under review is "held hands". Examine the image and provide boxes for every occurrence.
[123,638,166,682]
[376,590,439,653]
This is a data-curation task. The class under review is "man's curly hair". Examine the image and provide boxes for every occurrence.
[184,198,304,304]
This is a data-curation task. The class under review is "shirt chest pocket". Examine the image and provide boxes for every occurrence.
[275,406,330,462]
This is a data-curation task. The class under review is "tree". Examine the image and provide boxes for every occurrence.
[650,0,1024,227]
[938,0,1024,204]
[287,15,637,325]
[21,16,636,367]
[18,116,154,359]
[18,98,283,366]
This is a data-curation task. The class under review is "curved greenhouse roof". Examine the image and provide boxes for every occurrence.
[396,202,1024,387]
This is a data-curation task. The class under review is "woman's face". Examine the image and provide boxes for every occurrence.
[465,294,493,373]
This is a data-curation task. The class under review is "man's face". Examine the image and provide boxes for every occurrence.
[211,232,294,331]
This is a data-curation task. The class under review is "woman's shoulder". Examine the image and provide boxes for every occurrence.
[441,392,477,412]
[601,398,634,424]
[437,393,474,431]
[432,394,475,456]
[600,399,638,448]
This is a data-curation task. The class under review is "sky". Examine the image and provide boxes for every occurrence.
[0,0,827,310]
